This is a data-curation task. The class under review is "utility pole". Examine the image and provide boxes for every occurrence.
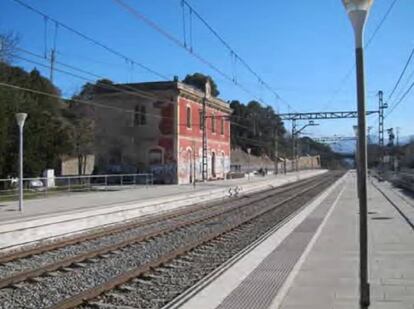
[396,127,400,173]
[49,48,56,83]
[201,80,210,181]
[192,140,196,188]
[292,119,297,172]
[378,90,386,172]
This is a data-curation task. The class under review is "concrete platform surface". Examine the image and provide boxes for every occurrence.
[0,170,325,251]
[170,171,414,309]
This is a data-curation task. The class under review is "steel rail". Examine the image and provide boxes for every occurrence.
[50,176,335,309]
[0,176,322,288]
[0,175,317,264]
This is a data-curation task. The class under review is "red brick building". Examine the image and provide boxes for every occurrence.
[91,80,231,184]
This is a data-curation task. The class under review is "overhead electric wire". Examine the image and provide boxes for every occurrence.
[385,79,414,118]
[16,46,187,106]
[0,81,136,114]
[12,47,239,123]
[14,52,159,102]
[181,0,294,112]
[387,47,414,102]
[365,0,398,48]
[12,0,170,81]
[394,66,414,100]
[15,0,290,114]
[323,0,399,110]
[112,0,273,109]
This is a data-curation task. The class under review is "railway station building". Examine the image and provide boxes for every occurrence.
[88,79,232,184]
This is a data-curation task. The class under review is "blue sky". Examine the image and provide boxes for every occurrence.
[1,0,413,139]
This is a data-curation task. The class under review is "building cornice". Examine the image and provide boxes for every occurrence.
[176,82,231,114]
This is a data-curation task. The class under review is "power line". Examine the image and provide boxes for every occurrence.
[181,0,294,112]
[12,0,170,81]
[387,47,414,102]
[17,46,207,109]
[112,0,273,109]
[10,48,238,123]
[0,81,136,114]
[385,79,414,118]
[365,0,398,48]
[14,52,159,102]
[323,0,399,110]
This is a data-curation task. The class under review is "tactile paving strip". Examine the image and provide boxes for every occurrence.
[215,185,342,309]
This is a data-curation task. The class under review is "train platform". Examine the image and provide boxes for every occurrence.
[0,169,325,252]
[169,171,414,309]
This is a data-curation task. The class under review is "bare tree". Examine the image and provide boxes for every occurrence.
[0,32,19,64]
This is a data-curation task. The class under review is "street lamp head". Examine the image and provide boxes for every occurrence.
[342,0,374,48]
[342,0,373,13]
[353,125,358,136]
[15,113,28,128]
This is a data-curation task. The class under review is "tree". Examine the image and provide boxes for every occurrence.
[230,100,285,158]
[63,104,95,175]
[0,32,19,64]
[182,73,220,97]
[0,62,73,178]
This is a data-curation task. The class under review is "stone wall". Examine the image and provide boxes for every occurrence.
[61,155,95,176]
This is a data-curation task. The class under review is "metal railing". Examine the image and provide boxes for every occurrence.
[0,173,154,201]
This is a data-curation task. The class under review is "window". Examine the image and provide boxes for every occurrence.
[134,104,147,126]
[199,109,203,130]
[211,114,216,133]
[211,152,216,177]
[186,106,191,128]
[220,117,224,135]
[140,106,146,125]
[148,148,163,165]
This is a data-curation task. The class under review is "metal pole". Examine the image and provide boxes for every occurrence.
[292,120,296,172]
[201,81,209,182]
[356,45,370,308]
[247,148,251,181]
[192,141,196,188]
[18,125,24,212]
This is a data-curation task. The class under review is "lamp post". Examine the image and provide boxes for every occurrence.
[342,1,373,307]
[16,113,27,212]
[247,148,251,181]
[353,125,360,198]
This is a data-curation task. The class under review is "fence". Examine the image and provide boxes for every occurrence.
[0,173,154,201]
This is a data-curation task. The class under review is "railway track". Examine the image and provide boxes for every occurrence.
[0,171,342,309]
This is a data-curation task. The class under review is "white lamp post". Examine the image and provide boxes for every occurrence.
[16,113,27,212]
[342,1,374,307]
[247,148,251,181]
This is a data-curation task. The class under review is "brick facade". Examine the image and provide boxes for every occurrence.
[91,81,231,184]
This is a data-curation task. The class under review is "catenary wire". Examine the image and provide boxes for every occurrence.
[387,47,414,102]
[181,0,294,112]
[322,0,399,111]
[385,79,414,118]
[12,0,170,81]
[112,0,276,110]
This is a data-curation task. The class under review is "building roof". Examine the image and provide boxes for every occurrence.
[93,80,231,114]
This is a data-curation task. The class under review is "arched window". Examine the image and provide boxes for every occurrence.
[211,152,216,177]
[186,106,191,128]
[211,114,216,133]
[199,109,203,130]
[148,148,163,165]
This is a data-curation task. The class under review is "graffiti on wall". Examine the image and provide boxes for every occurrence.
[177,146,230,184]
[150,163,177,184]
